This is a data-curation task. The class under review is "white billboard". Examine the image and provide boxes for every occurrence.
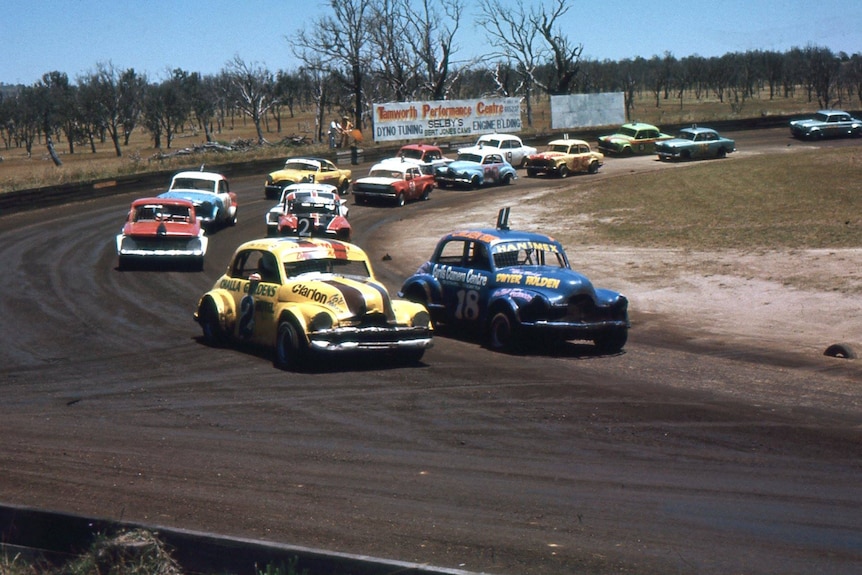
[371,98,523,142]
[550,92,626,129]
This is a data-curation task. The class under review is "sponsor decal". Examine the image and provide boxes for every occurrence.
[432,264,488,287]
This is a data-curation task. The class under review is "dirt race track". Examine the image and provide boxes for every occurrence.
[1,128,861,575]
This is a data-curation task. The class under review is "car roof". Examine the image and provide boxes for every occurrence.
[371,159,414,171]
[442,228,560,247]
[478,133,520,141]
[171,171,225,182]
[282,182,338,193]
[235,237,367,263]
[547,138,589,146]
[620,122,660,130]
[679,126,718,134]
[399,143,442,151]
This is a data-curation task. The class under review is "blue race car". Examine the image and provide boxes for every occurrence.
[399,209,629,353]
[158,170,238,230]
[654,126,736,161]
[434,150,517,189]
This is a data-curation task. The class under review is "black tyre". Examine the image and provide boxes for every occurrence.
[274,319,308,371]
[399,348,426,364]
[824,342,856,359]
[420,186,431,200]
[526,168,537,178]
[199,298,226,346]
[594,327,628,354]
[588,161,599,174]
[558,164,570,178]
[501,173,513,185]
[470,175,481,189]
[488,308,521,353]
[716,147,727,158]
[396,192,406,207]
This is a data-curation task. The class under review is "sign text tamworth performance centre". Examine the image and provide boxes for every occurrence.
[371,98,523,142]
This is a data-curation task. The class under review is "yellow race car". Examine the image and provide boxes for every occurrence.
[194,237,432,370]
[264,157,352,198]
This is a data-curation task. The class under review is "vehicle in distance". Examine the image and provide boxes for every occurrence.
[434,150,517,189]
[655,126,736,160]
[264,183,350,240]
[459,133,537,168]
[525,139,603,177]
[399,208,629,354]
[597,122,673,155]
[264,157,352,198]
[194,237,433,370]
[789,110,862,140]
[394,143,452,174]
[158,170,238,229]
[116,197,207,270]
[352,160,435,206]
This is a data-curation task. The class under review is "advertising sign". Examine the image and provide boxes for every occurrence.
[550,92,626,129]
[371,98,523,142]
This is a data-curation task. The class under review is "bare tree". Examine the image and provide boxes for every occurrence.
[531,0,582,95]
[79,62,144,157]
[294,0,372,132]
[224,55,275,145]
[478,0,543,125]
[406,0,466,100]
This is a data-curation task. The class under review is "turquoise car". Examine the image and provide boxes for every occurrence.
[655,127,736,161]
[434,150,517,189]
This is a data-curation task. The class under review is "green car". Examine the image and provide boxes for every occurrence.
[597,122,673,156]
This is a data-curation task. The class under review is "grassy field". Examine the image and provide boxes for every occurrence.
[0,89,832,193]
[549,146,862,250]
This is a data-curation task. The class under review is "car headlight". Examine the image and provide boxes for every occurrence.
[412,310,431,328]
[309,311,334,331]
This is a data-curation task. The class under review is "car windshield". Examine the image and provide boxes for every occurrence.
[677,131,697,141]
[398,149,424,160]
[284,258,370,279]
[457,153,482,163]
[547,144,570,153]
[170,178,214,191]
[480,138,503,148]
[369,168,405,178]
[283,160,318,171]
[135,204,191,222]
[618,126,638,137]
[491,241,567,269]
[288,201,337,215]
[813,112,830,122]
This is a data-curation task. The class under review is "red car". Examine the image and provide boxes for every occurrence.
[352,160,435,206]
[276,186,351,241]
[395,143,452,175]
[116,197,208,270]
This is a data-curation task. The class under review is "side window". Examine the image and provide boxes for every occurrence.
[218,180,229,194]
[466,242,491,271]
[436,240,467,266]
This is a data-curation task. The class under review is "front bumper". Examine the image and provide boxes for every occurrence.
[307,325,433,352]
[116,235,208,258]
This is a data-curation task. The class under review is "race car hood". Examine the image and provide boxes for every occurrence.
[530,151,566,160]
[354,176,399,186]
[500,265,621,306]
[439,160,480,172]
[268,168,315,182]
[290,274,396,321]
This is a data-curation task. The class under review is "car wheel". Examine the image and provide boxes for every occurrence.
[588,161,599,174]
[681,150,691,160]
[339,180,350,194]
[594,327,628,354]
[526,168,536,177]
[716,147,727,158]
[229,211,238,226]
[488,308,521,353]
[623,147,634,156]
[396,192,406,207]
[824,342,856,359]
[198,297,226,347]
[518,156,528,168]
[420,186,431,200]
[274,319,307,371]
[117,255,129,271]
[558,165,570,179]
[502,173,513,185]
[470,175,481,189]
[399,348,426,364]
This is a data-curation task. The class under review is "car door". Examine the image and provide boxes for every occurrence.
[482,154,503,184]
[433,239,492,326]
[227,249,282,345]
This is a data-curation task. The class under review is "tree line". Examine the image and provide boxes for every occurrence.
[1,0,860,165]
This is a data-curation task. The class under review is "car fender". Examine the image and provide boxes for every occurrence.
[196,289,238,334]
[400,273,444,307]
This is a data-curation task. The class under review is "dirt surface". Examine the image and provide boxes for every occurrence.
[1,127,861,575]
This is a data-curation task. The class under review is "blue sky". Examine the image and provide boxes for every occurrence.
[2,0,860,85]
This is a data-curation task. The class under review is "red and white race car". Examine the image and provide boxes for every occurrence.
[265,182,351,241]
[116,197,208,270]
